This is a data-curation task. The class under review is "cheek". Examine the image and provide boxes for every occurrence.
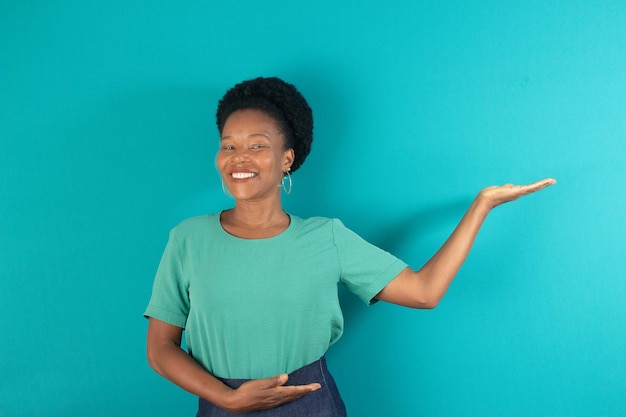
[270,154,288,172]
[215,152,228,173]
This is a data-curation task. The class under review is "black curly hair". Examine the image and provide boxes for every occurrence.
[216,77,313,173]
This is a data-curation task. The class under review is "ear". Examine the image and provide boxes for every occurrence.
[283,148,295,171]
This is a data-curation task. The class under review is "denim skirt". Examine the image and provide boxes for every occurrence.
[196,356,347,417]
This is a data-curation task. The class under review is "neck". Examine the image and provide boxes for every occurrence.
[221,197,289,238]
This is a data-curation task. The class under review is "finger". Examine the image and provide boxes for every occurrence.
[253,383,322,410]
[277,383,322,401]
[275,381,321,393]
[256,374,288,389]
[528,177,556,187]
[520,178,557,193]
[254,387,318,411]
[261,374,321,390]
[302,382,322,391]
[273,374,289,387]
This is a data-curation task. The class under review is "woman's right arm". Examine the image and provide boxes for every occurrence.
[146,318,321,413]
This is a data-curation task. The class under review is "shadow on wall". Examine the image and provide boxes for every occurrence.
[337,197,472,323]
[328,198,472,414]
[372,198,472,254]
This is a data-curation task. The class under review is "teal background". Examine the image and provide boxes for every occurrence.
[1,1,625,416]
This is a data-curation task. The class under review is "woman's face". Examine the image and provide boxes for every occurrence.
[217,109,294,202]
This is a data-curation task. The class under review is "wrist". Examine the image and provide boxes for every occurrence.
[473,193,494,215]
[203,384,239,413]
[219,390,241,414]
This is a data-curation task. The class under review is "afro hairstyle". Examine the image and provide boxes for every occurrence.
[215,77,313,173]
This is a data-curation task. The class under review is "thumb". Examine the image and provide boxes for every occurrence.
[265,373,288,388]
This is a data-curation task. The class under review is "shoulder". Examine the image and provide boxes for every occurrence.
[174,214,215,230]
[170,214,217,239]
[291,215,335,230]
[290,215,354,238]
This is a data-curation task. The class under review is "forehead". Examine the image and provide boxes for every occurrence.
[222,109,282,136]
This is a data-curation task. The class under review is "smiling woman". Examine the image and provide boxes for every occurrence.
[143,77,555,416]
[217,109,294,208]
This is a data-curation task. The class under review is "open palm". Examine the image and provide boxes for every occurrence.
[479,178,556,209]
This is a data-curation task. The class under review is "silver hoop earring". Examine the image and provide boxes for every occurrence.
[221,180,232,197]
[281,171,292,195]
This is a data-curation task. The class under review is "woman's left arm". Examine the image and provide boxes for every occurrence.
[375,178,556,309]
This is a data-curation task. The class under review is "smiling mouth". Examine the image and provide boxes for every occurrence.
[231,172,257,179]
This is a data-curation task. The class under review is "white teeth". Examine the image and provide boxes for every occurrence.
[232,172,256,179]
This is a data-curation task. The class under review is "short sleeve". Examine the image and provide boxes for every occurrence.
[143,228,190,328]
[332,219,408,305]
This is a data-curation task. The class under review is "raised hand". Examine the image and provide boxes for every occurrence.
[478,178,556,209]
[225,373,321,413]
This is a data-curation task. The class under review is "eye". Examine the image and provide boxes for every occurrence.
[250,144,267,150]
[221,144,234,151]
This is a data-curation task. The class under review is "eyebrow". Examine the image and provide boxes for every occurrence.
[220,133,271,141]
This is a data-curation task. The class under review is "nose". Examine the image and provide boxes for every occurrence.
[229,149,249,163]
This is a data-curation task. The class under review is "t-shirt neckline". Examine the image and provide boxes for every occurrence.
[212,211,296,242]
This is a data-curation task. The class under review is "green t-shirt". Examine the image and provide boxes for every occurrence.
[144,213,407,379]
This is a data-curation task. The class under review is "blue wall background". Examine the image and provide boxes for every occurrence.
[2,1,625,416]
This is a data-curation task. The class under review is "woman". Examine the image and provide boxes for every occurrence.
[144,77,555,416]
